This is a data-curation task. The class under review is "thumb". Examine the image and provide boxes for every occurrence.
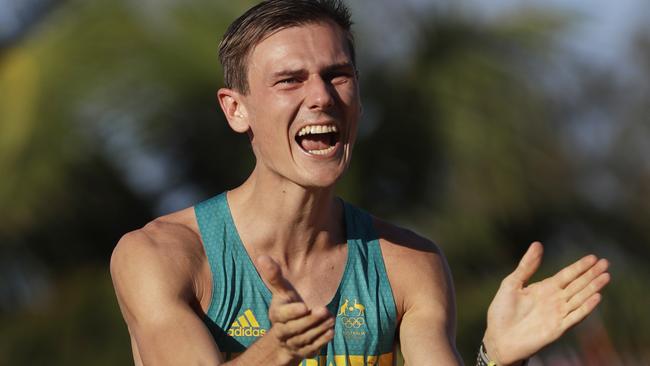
[509,241,544,286]
[257,255,303,303]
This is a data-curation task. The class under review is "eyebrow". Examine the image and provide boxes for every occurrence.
[270,62,355,79]
[271,68,307,79]
[321,62,355,74]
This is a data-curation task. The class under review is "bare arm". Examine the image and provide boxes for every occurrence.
[394,241,610,366]
[397,245,463,365]
[379,218,610,366]
[110,225,334,366]
[377,221,463,365]
[110,228,224,365]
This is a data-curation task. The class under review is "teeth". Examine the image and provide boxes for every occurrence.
[297,124,338,137]
[308,145,336,155]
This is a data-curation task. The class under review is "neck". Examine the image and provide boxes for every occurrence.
[227,166,345,268]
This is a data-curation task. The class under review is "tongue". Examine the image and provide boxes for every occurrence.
[299,134,332,151]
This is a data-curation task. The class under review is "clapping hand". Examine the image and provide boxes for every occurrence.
[483,242,611,365]
[257,256,335,365]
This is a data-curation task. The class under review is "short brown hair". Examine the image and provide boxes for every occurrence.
[218,0,355,94]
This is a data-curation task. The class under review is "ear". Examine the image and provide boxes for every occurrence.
[217,88,249,133]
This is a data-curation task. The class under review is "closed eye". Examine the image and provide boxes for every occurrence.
[323,64,356,85]
[328,72,353,85]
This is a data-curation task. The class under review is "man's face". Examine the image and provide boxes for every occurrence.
[240,21,361,188]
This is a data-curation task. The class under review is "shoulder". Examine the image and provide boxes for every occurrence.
[110,207,208,309]
[372,216,442,258]
[372,216,447,279]
[372,217,454,316]
[111,207,203,277]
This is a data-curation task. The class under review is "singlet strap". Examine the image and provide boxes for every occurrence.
[337,200,398,356]
[194,193,230,318]
[342,201,392,278]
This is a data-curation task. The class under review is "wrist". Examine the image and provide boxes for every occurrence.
[232,327,296,366]
[481,333,503,365]
[481,333,525,366]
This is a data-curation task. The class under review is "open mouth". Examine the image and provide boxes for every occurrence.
[295,124,340,156]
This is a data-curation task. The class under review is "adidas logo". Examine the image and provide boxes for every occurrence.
[228,309,267,338]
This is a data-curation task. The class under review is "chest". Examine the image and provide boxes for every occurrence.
[201,244,397,360]
[281,252,348,308]
[193,195,399,360]
[204,273,397,363]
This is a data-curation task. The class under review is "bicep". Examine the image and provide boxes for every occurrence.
[376,220,463,365]
[392,244,461,365]
[111,233,223,365]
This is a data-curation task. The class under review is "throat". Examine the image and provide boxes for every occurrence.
[283,245,348,308]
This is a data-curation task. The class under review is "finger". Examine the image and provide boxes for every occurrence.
[299,328,335,359]
[562,292,602,331]
[286,311,335,348]
[552,254,598,289]
[275,307,333,340]
[566,272,611,312]
[508,242,544,285]
[257,255,303,302]
[269,302,310,324]
[563,258,609,299]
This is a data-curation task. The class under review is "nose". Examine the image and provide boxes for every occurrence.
[305,75,335,111]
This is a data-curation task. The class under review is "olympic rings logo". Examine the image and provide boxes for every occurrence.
[339,316,365,328]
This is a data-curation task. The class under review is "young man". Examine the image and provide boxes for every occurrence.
[110,1,611,365]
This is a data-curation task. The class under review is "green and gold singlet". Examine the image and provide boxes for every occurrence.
[195,193,397,365]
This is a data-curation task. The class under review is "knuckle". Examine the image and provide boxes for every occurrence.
[286,335,307,349]
[285,346,304,359]
[586,268,596,278]
[299,344,320,358]
[281,323,301,339]
[270,297,285,309]
[303,347,320,359]
[273,324,291,340]
[269,309,279,323]
[597,274,609,286]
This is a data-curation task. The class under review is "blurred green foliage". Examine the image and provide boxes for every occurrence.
[1,0,649,364]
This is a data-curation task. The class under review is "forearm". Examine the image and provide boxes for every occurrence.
[131,324,299,366]
[399,317,463,366]
[221,331,295,366]
[131,326,223,366]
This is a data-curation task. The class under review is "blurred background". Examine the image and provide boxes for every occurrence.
[1,0,649,364]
